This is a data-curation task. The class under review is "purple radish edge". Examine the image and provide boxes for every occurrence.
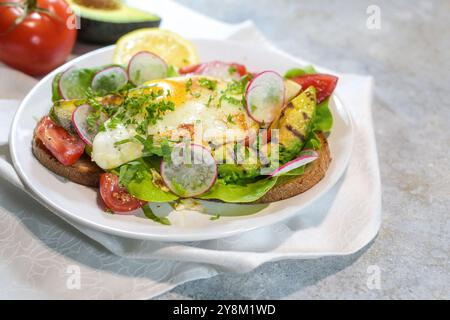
[71,104,94,146]
[127,50,168,85]
[58,66,76,100]
[160,143,218,198]
[91,65,128,89]
[269,152,319,177]
[244,70,286,124]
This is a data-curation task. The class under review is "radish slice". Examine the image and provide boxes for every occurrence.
[127,51,168,85]
[196,61,241,80]
[72,104,108,146]
[59,67,89,100]
[91,66,128,95]
[269,150,319,177]
[245,71,285,126]
[161,143,217,197]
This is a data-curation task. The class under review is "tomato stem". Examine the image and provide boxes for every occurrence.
[27,0,37,8]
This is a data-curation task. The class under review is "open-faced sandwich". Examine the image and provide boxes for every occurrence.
[32,29,337,217]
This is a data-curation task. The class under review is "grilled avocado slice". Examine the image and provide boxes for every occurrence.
[276,86,317,163]
[49,99,84,134]
[49,95,124,133]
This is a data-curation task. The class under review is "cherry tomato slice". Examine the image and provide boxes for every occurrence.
[99,173,147,213]
[35,116,85,166]
[290,74,338,103]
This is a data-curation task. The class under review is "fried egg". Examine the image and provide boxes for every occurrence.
[92,76,259,170]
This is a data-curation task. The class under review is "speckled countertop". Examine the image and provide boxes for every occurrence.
[158,0,450,299]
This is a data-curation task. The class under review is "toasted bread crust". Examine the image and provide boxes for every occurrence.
[32,136,103,187]
[254,133,331,203]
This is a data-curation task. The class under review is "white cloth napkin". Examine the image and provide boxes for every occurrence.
[0,0,380,299]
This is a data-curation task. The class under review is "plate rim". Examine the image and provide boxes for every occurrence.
[9,40,353,242]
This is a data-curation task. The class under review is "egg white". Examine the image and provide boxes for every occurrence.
[91,76,293,170]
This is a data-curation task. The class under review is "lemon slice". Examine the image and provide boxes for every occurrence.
[113,28,199,68]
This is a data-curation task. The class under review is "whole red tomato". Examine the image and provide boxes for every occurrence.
[0,0,77,76]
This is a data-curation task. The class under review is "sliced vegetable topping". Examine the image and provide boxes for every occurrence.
[35,116,85,166]
[160,143,217,197]
[179,61,247,79]
[269,150,319,177]
[58,67,95,100]
[245,71,285,126]
[288,74,338,103]
[72,104,108,146]
[127,51,168,85]
[91,66,128,96]
[99,173,147,214]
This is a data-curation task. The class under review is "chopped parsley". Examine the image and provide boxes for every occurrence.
[134,135,172,160]
[228,65,237,75]
[107,90,174,135]
[226,114,236,124]
[185,78,193,92]
[198,77,218,90]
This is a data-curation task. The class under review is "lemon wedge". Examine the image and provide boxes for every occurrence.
[113,28,199,68]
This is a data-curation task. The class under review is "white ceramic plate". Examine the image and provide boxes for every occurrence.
[10,39,353,242]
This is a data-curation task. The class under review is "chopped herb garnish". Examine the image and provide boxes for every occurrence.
[220,95,241,106]
[199,77,218,90]
[185,78,193,92]
[226,114,236,124]
[206,94,214,107]
[228,65,237,75]
[114,138,133,146]
[108,91,174,135]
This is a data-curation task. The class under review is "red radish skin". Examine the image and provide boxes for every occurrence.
[245,71,285,125]
[269,151,319,177]
[91,66,128,94]
[72,104,107,146]
[58,67,75,100]
[160,143,218,198]
[127,51,168,85]
[180,61,247,78]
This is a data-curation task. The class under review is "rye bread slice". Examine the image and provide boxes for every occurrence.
[32,136,103,187]
[254,133,331,203]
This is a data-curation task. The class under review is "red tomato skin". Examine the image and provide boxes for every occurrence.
[179,62,247,77]
[99,173,147,213]
[229,63,247,77]
[179,64,201,74]
[291,74,338,103]
[0,0,77,76]
[36,116,85,166]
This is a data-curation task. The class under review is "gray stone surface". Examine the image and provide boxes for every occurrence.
[157,0,450,299]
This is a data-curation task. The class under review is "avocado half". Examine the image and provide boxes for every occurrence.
[68,0,161,44]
